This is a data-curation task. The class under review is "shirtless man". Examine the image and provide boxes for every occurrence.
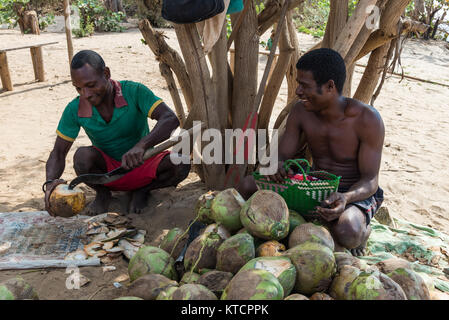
[44,50,190,215]
[238,48,385,256]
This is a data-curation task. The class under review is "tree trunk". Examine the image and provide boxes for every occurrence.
[353,41,391,104]
[431,11,446,39]
[104,0,124,12]
[286,11,301,104]
[322,0,348,49]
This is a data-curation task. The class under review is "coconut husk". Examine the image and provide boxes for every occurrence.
[179,272,200,286]
[348,271,407,300]
[127,274,178,300]
[256,241,286,257]
[170,284,218,300]
[159,227,189,259]
[288,223,334,251]
[334,252,362,271]
[285,293,309,300]
[387,268,430,300]
[0,277,39,300]
[210,188,245,232]
[128,246,177,282]
[310,292,333,300]
[329,265,361,300]
[197,270,234,296]
[184,232,224,272]
[240,190,289,241]
[288,210,307,234]
[222,269,284,300]
[216,233,255,274]
[376,258,412,274]
[195,191,219,224]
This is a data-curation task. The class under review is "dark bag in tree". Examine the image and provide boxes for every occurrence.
[162,0,225,24]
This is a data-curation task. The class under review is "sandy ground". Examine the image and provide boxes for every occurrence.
[0,26,449,299]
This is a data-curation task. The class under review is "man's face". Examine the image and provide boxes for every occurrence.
[71,63,110,106]
[295,69,329,112]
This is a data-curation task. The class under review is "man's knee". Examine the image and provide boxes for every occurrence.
[73,146,103,174]
[237,175,258,200]
[331,207,366,249]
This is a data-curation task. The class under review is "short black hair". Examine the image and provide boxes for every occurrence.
[296,48,346,95]
[71,50,105,73]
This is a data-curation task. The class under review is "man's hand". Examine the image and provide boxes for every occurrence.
[121,144,146,170]
[267,160,293,183]
[43,179,67,216]
[315,192,347,222]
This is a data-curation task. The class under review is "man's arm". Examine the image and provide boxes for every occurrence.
[269,102,303,182]
[121,102,179,170]
[317,107,385,220]
[46,136,73,181]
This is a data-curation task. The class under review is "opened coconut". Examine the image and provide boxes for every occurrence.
[240,190,289,240]
[0,277,39,300]
[48,184,86,217]
[239,256,296,297]
[170,284,217,300]
[348,271,407,300]
[210,188,245,232]
[128,246,177,282]
[195,191,219,224]
[127,274,178,300]
[288,223,334,251]
[184,231,224,272]
[221,269,284,300]
[256,241,286,257]
[387,268,430,300]
[197,270,233,296]
[216,233,255,274]
[329,265,361,300]
[179,272,200,286]
[285,242,336,295]
[285,293,309,300]
[159,227,188,259]
[288,210,307,234]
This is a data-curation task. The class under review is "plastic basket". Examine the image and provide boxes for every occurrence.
[252,159,341,217]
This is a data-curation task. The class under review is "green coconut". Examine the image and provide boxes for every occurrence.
[156,286,178,300]
[128,246,177,282]
[348,271,407,300]
[179,272,201,286]
[210,188,245,232]
[288,210,307,234]
[197,270,234,297]
[127,274,178,300]
[237,228,265,248]
[202,223,231,240]
[240,190,289,240]
[216,233,255,274]
[329,265,361,300]
[159,227,188,259]
[240,256,296,297]
[284,242,336,295]
[387,268,430,300]
[0,277,39,300]
[288,223,335,251]
[184,232,224,272]
[284,293,309,300]
[170,284,218,300]
[114,296,144,300]
[222,269,284,300]
[195,191,219,224]
[334,252,363,271]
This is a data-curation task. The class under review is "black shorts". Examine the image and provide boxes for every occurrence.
[339,187,384,226]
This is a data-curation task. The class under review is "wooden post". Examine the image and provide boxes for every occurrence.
[0,52,13,91]
[30,47,45,82]
[64,0,74,66]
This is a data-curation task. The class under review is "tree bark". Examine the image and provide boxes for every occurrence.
[258,0,305,35]
[353,41,391,104]
[174,23,226,189]
[159,62,186,126]
[286,10,301,103]
[63,0,74,66]
[139,20,194,112]
[322,0,348,49]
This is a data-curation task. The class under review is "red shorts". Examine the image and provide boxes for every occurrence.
[93,146,170,191]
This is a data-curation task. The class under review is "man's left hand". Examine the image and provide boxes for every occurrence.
[121,144,146,170]
[315,192,347,222]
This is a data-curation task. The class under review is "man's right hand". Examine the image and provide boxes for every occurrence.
[267,160,293,183]
[43,179,67,216]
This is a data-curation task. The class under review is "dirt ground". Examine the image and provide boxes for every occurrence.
[0,25,449,299]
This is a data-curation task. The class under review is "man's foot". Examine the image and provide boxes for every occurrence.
[128,188,150,214]
[350,225,371,257]
[86,189,112,215]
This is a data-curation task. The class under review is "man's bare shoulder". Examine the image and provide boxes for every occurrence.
[346,98,383,126]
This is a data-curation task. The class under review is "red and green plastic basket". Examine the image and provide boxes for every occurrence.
[252,159,341,217]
